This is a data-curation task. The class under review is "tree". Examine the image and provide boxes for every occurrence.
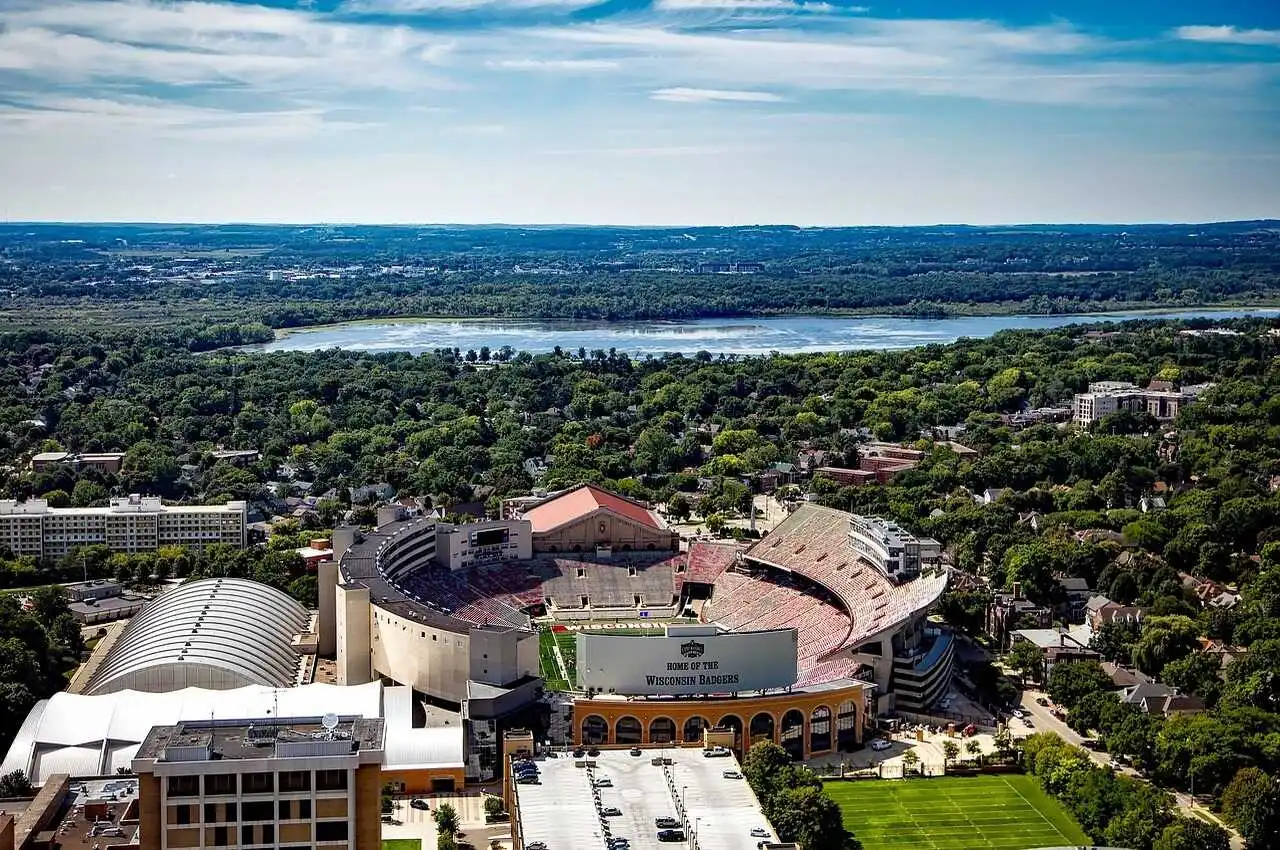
[965,739,982,760]
[1091,618,1141,665]
[0,769,33,797]
[901,749,920,775]
[1047,660,1114,711]
[1134,615,1201,678]
[483,795,505,817]
[433,802,460,837]
[1152,818,1231,850]
[1221,768,1280,850]
[1007,641,1044,685]
[771,785,862,850]
[942,739,960,766]
[667,493,692,522]
[1161,652,1224,706]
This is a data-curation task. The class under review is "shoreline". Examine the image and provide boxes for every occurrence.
[268,301,1280,341]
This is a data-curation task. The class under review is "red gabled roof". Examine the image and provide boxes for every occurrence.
[521,484,665,534]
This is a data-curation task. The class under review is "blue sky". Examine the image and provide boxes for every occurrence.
[0,0,1277,224]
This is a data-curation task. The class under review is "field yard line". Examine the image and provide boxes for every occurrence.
[999,776,1069,844]
[893,788,941,850]
[944,783,998,850]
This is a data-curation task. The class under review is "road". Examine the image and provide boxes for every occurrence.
[1017,689,1245,850]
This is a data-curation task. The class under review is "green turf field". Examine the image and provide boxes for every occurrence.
[381,840,421,850]
[538,629,569,691]
[825,774,1090,850]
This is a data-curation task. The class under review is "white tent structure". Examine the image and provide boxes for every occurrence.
[1,681,465,786]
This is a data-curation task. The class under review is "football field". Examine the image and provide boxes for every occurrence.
[825,774,1090,850]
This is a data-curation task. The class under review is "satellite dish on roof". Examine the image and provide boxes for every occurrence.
[322,713,339,732]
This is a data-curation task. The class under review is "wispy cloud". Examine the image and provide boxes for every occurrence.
[653,0,848,12]
[1175,25,1280,47]
[651,86,785,102]
[344,0,591,11]
[540,144,757,156]
[486,58,620,70]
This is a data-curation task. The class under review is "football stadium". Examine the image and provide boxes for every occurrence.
[323,484,951,767]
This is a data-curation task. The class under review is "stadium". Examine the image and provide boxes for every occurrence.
[323,485,952,767]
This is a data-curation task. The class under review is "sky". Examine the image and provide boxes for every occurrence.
[0,0,1278,225]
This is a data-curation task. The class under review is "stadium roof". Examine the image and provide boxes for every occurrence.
[743,503,947,651]
[520,483,666,533]
[84,577,309,695]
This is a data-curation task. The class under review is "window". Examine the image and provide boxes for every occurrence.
[175,805,192,825]
[315,769,348,791]
[242,772,274,794]
[278,771,311,792]
[242,801,273,821]
[213,826,229,847]
[279,799,311,820]
[205,774,237,796]
[315,821,349,841]
[167,776,200,797]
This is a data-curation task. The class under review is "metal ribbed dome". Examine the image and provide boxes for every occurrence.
[84,577,309,695]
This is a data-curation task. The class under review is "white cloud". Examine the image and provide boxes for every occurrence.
[486,58,620,70]
[540,144,758,155]
[653,0,847,12]
[1174,25,1280,47]
[651,86,785,102]
[344,0,590,11]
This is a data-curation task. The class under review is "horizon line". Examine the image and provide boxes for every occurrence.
[2,218,1279,229]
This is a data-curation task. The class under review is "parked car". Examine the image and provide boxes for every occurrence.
[594,777,613,787]
[1035,697,1050,706]
[722,770,743,779]
[703,746,731,758]
[410,799,429,810]
[573,748,586,758]
[1021,717,1034,728]
[588,747,601,756]
[630,747,643,756]
[516,775,541,784]
[1010,708,1026,719]
[657,830,686,842]
[870,739,892,751]
[601,807,622,817]
[654,817,681,829]
[527,843,548,850]
[750,827,771,837]
[609,839,630,849]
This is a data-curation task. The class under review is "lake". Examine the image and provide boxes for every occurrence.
[253,309,1280,357]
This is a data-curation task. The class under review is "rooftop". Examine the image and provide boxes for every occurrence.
[514,747,773,850]
[136,716,384,762]
[520,484,667,534]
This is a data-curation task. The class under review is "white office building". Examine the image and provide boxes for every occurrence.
[846,514,942,582]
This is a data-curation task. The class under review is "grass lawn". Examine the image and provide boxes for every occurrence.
[381,840,421,850]
[825,774,1090,850]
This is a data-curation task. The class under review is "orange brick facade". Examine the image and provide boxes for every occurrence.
[573,683,867,760]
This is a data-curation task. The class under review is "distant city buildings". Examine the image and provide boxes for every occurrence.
[846,514,942,583]
[0,495,247,559]
[1072,380,1214,428]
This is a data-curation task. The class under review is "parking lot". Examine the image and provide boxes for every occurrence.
[514,747,775,850]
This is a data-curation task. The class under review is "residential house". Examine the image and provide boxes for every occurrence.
[351,481,395,504]
[1120,683,1206,717]
[1139,495,1167,514]
[1085,595,1145,630]
[1057,576,1093,620]
[1012,623,1098,678]
[1101,662,1153,689]
[986,590,1052,648]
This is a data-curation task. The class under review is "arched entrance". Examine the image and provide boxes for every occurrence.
[649,717,676,745]
[749,712,776,746]
[810,705,832,754]
[780,709,805,761]
[836,699,859,751]
[615,716,642,745]
[716,714,743,751]
[582,715,609,745]
[683,715,710,743]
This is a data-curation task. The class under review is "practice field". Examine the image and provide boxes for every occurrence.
[825,774,1090,850]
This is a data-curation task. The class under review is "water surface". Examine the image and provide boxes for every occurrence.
[254,309,1280,357]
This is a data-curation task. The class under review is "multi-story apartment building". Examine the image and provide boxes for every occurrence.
[846,514,942,582]
[1072,381,1214,428]
[132,715,384,850]
[0,495,246,559]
